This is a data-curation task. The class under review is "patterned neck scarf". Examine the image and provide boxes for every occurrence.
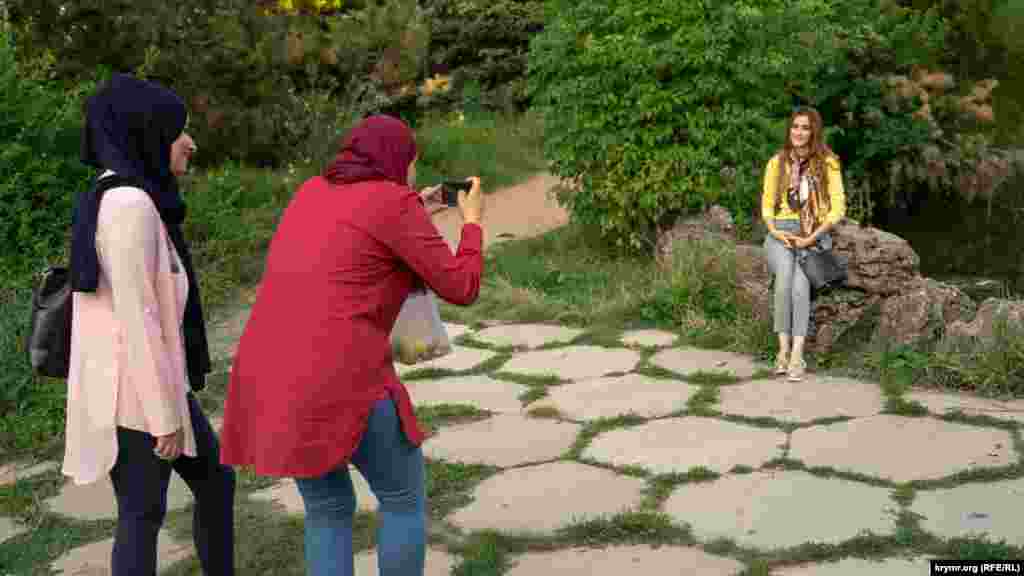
[786,151,819,237]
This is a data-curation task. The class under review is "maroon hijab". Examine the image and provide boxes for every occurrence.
[324,115,417,186]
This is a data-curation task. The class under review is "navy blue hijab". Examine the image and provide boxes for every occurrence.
[71,73,210,390]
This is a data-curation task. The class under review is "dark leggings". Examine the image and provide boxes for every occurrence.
[109,393,236,575]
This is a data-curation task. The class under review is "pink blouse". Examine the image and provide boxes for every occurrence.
[62,183,196,485]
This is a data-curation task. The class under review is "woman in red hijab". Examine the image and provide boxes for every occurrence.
[220,115,485,575]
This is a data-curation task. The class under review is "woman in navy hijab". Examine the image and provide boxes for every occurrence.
[63,73,236,575]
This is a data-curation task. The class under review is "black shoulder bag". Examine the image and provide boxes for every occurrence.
[26,176,137,378]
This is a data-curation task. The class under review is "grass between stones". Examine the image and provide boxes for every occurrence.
[425,460,500,521]
[686,371,743,386]
[415,404,494,437]
[0,467,63,520]
[565,415,647,460]
[0,516,117,575]
[643,468,722,508]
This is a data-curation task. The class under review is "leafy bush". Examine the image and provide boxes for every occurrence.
[528,0,1006,247]
[0,34,97,453]
[529,0,861,251]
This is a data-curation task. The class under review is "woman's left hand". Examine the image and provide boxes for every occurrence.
[792,236,817,249]
[419,185,446,214]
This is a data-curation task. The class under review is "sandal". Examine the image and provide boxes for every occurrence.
[787,358,806,382]
[775,351,789,376]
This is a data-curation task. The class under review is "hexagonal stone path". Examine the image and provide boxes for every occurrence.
[395,345,498,376]
[663,470,897,549]
[527,374,697,421]
[583,417,786,474]
[500,346,641,381]
[506,545,744,576]
[424,414,580,467]
[472,323,584,349]
[355,548,456,575]
[912,478,1024,546]
[51,529,192,575]
[449,461,645,535]
[46,474,193,521]
[406,375,528,414]
[650,347,765,380]
[776,556,930,575]
[250,468,378,514]
[620,329,678,348]
[907,390,1024,425]
[718,376,883,423]
[0,517,27,544]
[789,415,1016,482]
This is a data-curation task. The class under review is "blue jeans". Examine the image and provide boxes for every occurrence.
[295,398,426,576]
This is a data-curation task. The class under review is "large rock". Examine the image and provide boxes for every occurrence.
[875,277,976,346]
[809,290,881,353]
[945,298,1024,346]
[831,222,920,296]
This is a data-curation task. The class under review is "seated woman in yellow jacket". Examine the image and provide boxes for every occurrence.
[761,107,846,381]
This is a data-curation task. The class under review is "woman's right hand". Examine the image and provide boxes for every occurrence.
[774,231,796,248]
[154,428,184,461]
[458,177,484,225]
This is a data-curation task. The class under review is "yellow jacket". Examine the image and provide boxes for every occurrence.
[761,154,846,225]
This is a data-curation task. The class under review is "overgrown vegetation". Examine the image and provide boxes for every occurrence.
[529,0,1021,250]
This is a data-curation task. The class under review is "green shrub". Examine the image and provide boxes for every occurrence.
[415,110,545,190]
[527,0,964,248]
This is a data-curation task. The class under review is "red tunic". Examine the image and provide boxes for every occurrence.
[219,176,482,478]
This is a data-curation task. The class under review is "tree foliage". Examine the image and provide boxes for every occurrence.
[529,0,1012,249]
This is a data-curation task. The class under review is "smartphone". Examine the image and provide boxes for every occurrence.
[442,180,472,207]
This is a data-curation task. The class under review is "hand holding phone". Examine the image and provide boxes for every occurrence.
[442,180,473,207]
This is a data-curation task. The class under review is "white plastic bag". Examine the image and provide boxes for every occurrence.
[390,290,452,365]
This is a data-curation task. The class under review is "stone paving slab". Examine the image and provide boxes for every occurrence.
[506,545,744,576]
[789,415,1016,482]
[355,547,456,576]
[620,329,679,348]
[583,417,786,474]
[449,461,645,535]
[912,478,1024,546]
[526,374,698,421]
[500,346,642,381]
[907,390,1024,425]
[250,468,377,514]
[444,322,473,342]
[51,529,192,575]
[0,460,60,486]
[407,375,528,414]
[650,347,766,380]
[775,556,930,575]
[395,345,498,376]
[472,324,585,349]
[0,517,27,545]
[718,376,884,423]
[663,470,897,550]
[424,414,580,467]
[46,474,194,521]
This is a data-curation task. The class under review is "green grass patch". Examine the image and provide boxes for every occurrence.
[554,511,693,547]
[891,484,916,507]
[883,397,930,417]
[450,530,518,576]
[415,111,546,193]
[644,468,721,507]
[0,468,64,521]
[415,404,493,436]
[566,415,647,459]
[686,371,742,386]
[686,386,721,414]
[426,460,499,521]
[0,516,116,575]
